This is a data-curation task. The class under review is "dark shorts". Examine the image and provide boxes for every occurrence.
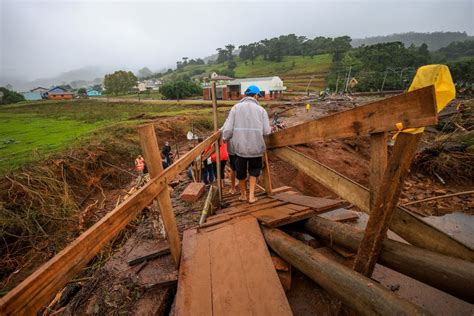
[228,155,237,171]
[212,160,227,178]
[235,156,263,180]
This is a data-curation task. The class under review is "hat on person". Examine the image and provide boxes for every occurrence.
[244,85,261,96]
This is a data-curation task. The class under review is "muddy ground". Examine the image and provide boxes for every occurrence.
[2,95,473,315]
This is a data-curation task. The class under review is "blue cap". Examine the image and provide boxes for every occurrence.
[244,85,261,96]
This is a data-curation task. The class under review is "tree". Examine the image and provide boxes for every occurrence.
[216,48,229,64]
[159,79,202,100]
[77,88,87,96]
[225,44,235,60]
[103,70,137,96]
[0,87,25,105]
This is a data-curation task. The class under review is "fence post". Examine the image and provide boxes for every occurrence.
[138,124,181,266]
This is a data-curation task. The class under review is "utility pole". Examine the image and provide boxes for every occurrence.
[344,66,352,94]
[211,81,222,203]
[381,71,388,91]
[335,71,340,94]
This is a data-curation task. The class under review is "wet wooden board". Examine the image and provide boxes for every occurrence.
[273,192,345,213]
[175,216,292,316]
[320,208,360,222]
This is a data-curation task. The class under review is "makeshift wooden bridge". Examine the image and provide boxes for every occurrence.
[2,85,474,315]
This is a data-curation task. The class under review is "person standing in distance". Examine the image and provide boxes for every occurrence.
[221,85,271,203]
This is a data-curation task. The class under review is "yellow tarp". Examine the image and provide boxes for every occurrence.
[397,64,456,136]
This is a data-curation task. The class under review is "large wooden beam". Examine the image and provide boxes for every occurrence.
[138,124,181,265]
[354,133,422,276]
[270,147,474,262]
[261,227,429,315]
[304,216,474,303]
[0,131,221,315]
[265,86,437,149]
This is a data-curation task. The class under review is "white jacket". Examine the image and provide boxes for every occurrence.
[221,97,271,158]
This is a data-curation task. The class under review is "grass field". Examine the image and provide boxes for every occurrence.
[163,54,332,82]
[0,99,230,173]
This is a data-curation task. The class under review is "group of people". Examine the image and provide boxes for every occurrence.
[136,84,271,204]
[134,140,174,176]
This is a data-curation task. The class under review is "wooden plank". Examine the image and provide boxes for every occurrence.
[271,146,474,262]
[261,151,273,194]
[255,206,315,228]
[369,132,388,209]
[208,223,252,315]
[273,192,345,212]
[252,206,291,224]
[320,209,359,222]
[233,217,292,315]
[265,85,437,148]
[175,230,212,316]
[262,227,429,316]
[353,133,422,276]
[0,131,221,315]
[271,186,294,194]
[138,124,181,265]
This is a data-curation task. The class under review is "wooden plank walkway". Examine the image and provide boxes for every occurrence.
[175,216,292,315]
[204,187,344,229]
[175,187,346,315]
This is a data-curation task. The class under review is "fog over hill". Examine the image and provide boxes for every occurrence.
[1,0,472,91]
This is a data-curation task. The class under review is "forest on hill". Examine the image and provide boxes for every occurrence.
[352,31,472,50]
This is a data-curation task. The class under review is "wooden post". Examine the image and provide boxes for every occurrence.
[369,132,387,209]
[261,227,429,315]
[304,216,474,303]
[211,81,222,202]
[261,151,273,194]
[138,124,181,266]
[353,132,422,277]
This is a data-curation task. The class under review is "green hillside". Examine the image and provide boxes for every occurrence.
[165,54,332,92]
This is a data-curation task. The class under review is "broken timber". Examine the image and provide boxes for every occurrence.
[353,132,423,276]
[304,216,474,303]
[271,146,474,262]
[265,85,437,148]
[262,227,429,316]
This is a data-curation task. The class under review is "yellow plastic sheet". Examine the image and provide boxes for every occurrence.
[396,64,456,136]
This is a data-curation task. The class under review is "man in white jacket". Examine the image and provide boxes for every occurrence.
[221,85,271,203]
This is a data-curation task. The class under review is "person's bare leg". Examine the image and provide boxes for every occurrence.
[230,170,236,194]
[239,179,247,200]
[249,176,257,203]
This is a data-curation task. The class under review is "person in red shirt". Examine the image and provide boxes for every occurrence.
[211,140,229,189]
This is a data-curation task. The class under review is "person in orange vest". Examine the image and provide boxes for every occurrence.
[211,139,229,189]
[135,155,145,176]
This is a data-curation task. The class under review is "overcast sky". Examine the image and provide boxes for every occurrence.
[1,0,473,82]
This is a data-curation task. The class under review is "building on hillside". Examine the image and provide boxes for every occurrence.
[23,87,49,100]
[46,86,75,100]
[87,89,101,97]
[202,76,286,100]
[202,74,234,100]
[30,87,49,93]
[23,92,43,101]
